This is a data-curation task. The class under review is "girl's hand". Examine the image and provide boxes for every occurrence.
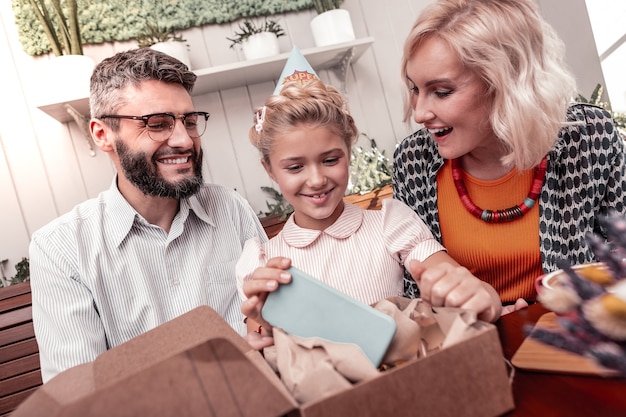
[244,330,275,350]
[409,257,502,322]
[241,257,292,329]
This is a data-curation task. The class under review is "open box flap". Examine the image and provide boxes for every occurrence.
[58,338,297,417]
[9,362,94,417]
[12,306,298,417]
[93,306,253,385]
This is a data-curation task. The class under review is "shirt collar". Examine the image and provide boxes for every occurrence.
[281,202,364,248]
[104,177,139,248]
[104,177,214,247]
[186,193,214,226]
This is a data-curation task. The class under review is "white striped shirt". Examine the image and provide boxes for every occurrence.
[236,199,444,305]
[29,179,267,382]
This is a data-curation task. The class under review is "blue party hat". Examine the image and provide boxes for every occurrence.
[273,46,319,95]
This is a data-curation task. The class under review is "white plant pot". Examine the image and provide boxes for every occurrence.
[38,54,95,105]
[150,41,191,69]
[310,9,356,47]
[241,32,280,61]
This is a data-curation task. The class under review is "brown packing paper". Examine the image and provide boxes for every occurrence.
[13,305,515,417]
[375,298,429,362]
[265,297,489,406]
[265,328,379,404]
[377,297,484,361]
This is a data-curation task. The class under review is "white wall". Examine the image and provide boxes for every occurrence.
[585,0,626,112]
[0,0,604,275]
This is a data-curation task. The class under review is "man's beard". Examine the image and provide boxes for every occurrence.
[116,140,203,199]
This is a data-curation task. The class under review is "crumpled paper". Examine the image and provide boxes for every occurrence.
[375,297,480,363]
[264,296,482,404]
[263,329,380,403]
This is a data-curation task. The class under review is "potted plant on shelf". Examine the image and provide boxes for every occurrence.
[136,23,187,48]
[309,0,355,47]
[227,18,285,61]
[136,21,191,69]
[24,0,94,105]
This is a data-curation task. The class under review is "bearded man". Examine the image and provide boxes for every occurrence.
[29,48,267,383]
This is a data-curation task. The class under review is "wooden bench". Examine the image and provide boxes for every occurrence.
[0,281,41,417]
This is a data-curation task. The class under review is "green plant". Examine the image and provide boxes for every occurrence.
[0,258,30,288]
[136,21,186,48]
[25,0,83,56]
[227,18,285,49]
[259,186,294,220]
[12,1,314,56]
[136,0,187,48]
[575,83,626,139]
[310,0,344,14]
[346,133,393,195]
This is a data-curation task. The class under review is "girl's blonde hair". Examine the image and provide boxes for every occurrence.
[401,0,577,170]
[249,78,359,164]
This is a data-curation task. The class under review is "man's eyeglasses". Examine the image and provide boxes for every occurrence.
[97,112,210,142]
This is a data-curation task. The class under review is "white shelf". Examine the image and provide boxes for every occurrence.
[36,37,375,124]
[38,97,92,124]
[193,37,374,94]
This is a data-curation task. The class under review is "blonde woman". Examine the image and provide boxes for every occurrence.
[394,0,626,310]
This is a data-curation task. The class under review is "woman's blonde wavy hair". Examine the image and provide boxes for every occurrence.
[249,78,359,165]
[401,0,577,170]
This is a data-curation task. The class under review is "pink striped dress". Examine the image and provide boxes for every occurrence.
[236,199,444,305]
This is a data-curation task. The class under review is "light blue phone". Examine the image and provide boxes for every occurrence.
[261,266,397,367]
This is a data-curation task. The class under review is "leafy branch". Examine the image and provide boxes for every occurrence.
[26,0,83,56]
[310,0,344,14]
[0,258,30,288]
[575,83,626,139]
[136,21,186,48]
[346,133,393,195]
[259,186,293,219]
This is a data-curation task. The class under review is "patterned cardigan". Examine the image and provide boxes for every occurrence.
[393,103,626,296]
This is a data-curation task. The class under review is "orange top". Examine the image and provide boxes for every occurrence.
[437,161,544,303]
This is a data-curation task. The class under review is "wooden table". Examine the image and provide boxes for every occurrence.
[496,303,626,416]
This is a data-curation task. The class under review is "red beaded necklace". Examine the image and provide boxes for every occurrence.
[451,156,548,223]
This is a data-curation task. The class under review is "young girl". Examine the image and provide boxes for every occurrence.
[236,77,501,349]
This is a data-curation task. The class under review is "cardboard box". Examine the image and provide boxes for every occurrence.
[13,306,514,417]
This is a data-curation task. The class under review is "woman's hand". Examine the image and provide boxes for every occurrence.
[409,255,502,322]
